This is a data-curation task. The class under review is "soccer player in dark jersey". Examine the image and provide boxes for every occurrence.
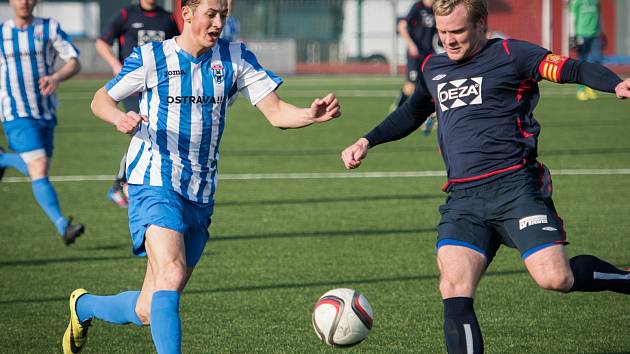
[392,0,436,109]
[95,0,179,208]
[342,0,630,352]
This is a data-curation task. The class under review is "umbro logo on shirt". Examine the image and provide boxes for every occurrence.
[432,74,447,81]
[132,22,144,29]
[437,77,483,112]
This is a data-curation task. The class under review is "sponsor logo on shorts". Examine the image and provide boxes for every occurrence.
[542,226,557,232]
[519,214,548,230]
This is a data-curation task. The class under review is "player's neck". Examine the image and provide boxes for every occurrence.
[175,35,212,58]
[139,0,157,12]
[13,15,34,29]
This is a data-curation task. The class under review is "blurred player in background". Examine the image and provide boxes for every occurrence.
[0,0,85,245]
[221,0,240,42]
[392,0,437,135]
[571,0,602,101]
[342,0,630,352]
[62,0,340,353]
[95,0,179,208]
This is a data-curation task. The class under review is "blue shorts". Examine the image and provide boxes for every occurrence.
[2,118,55,157]
[127,184,214,267]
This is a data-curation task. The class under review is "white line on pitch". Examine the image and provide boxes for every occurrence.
[2,169,630,183]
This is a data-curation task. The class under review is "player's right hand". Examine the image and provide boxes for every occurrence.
[341,137,370,169]
[614,78,630,100]
[115,111,148,134]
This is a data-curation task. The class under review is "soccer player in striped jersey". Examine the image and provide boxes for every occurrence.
[61,0,340,352]
[342,0,630,353]
[0,0,85,245]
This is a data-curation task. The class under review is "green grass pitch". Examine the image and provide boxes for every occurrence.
[0,76,629,353]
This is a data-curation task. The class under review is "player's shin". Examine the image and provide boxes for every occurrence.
[443,297,484,354]
[76,291,143,326]
[150,290,182,354]
[31,177,68,235]
[569,255,630,294]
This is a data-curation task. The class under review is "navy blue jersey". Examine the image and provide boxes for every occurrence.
[100,5,179,63]
[414,38,550,190]
[405,1,436,55]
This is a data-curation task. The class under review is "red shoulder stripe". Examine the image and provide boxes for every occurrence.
[421,53,433,73]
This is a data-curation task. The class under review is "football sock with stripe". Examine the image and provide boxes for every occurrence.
[0,152,28,176]
[76,291,143,326]
[569,254,630,294]
[31,177,68,235]
[443,297,484,354]
[151,290,182,354]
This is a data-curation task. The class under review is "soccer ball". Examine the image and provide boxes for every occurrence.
[312,288,373,347]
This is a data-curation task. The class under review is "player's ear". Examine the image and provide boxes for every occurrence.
[182,5,193,23]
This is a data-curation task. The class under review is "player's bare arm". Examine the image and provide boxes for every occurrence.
[255,91,341,129]
[39,57,81,96]
[95,38,123,75]
[91,87,147,134]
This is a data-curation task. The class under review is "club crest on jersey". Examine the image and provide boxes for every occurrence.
[437,77,483,112]
[211,64,224,84]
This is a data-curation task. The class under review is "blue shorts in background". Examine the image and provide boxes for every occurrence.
[127,184,214,267]
[2,118,55,156]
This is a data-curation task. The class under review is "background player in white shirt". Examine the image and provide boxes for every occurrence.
[62,0,340,353]
[0,0,85,245]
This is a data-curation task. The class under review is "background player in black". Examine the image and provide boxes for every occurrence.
[342,0,630,352]
[95,0,179,207]
[392,0,436,108]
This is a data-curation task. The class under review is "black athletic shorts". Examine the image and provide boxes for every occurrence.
[436,162,567,264]
[406,53,426,82]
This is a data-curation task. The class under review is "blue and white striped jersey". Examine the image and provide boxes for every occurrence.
[0,18,80,123]
[106,38,282,203]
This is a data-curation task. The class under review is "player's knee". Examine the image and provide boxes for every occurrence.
[27,156,48,179]
[534,271,573,292]
[155,261,187,290]
[439,277,475,298]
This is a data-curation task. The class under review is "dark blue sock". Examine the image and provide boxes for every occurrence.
[0,152,28,176]
[31,177,67,235]
[151,290,181,354]
[76,291,143,326]
[570,255,630,294]
[443,297,484,354]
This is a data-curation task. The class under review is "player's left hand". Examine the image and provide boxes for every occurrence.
[309,93,341,123]
[614,79,630,100]
[39,75,59,96]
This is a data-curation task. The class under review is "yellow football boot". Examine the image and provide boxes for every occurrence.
[62,289,91,354]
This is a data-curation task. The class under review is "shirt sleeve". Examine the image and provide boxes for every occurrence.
[49,19,80,62]
[364,74,434,147]
[105,46,146,101]
[405,3,419,24]
[505,39,550,81]
[100,9,126,45]
[236,43,283,105]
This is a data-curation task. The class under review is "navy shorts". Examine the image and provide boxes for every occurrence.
[406,53,426,83]
[127,184,214,267]
[2,118,55,158]
[436,163,567,263]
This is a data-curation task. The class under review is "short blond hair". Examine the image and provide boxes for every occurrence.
[433,0,488,30]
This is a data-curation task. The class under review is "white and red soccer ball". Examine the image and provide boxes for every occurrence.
[312,288,373,347]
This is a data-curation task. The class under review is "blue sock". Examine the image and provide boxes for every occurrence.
[31,177,67,235]
[0,152,28,176]
[76,291,143,326]
[150,290,181,354]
